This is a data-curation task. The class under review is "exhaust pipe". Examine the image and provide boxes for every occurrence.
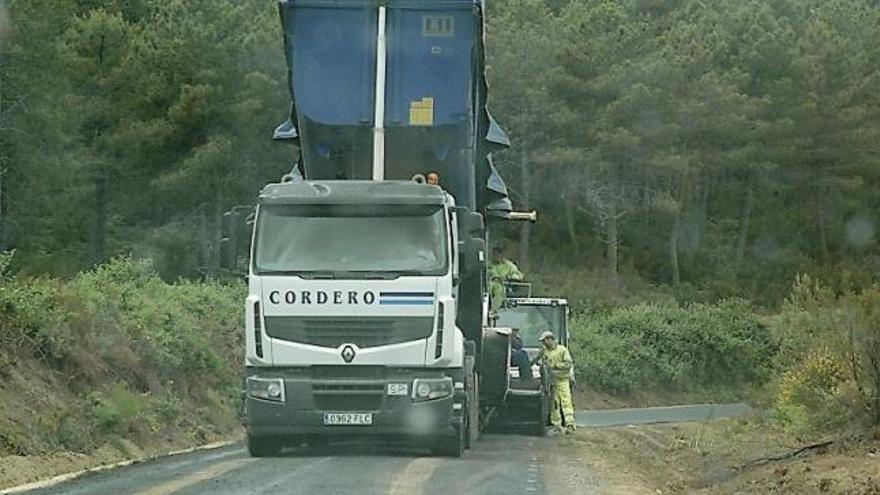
[489,210,538,223]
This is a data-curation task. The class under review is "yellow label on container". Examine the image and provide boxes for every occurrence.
[409,97,434,126]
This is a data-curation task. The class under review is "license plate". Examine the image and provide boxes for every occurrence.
[387,383,408,396]
[323,413,373,426]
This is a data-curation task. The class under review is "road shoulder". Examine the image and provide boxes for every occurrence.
[0,439,240,494]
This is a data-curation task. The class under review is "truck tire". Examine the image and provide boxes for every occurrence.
[247,434,281,457]
[480,328,510,406]
[434,425,465,458]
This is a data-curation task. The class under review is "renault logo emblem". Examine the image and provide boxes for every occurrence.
[340,345,357,363]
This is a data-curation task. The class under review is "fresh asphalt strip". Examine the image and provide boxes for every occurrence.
[576,403,753,428]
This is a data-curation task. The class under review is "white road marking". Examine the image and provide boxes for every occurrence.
[134,458,256,495]
[0,440,242,495]
[389,458,443,495]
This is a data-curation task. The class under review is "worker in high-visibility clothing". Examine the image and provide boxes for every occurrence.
[533,331,576,434]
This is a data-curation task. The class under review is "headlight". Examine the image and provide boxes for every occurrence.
[411,377,453,402]
[247,377,285,403]
[267,382,282,398]
[417,382,432,398]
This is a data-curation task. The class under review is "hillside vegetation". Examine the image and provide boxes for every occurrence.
[1,0,879,487]
[0,258,242,487]
[0,0,877,304]
[568,276,880,436]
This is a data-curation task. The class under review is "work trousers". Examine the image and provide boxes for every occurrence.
[550,379,576,429]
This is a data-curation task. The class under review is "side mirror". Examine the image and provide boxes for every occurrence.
[462,237,484,275]
[454,207,484,238]
[465,212,484,238]
[219,206,255,273]
[220,211,241,271]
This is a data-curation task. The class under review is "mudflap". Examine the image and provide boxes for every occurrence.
[479,327,511,407]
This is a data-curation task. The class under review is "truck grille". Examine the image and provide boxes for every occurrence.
[312,381,385,411]
[264,316,433,349]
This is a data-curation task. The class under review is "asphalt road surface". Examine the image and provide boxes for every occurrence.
[576,403,752,428]
[8,435,553,495]
[5,404,750,495]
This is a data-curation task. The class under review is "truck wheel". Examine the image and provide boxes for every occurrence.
[534,392,550,437]
[435,426,465,458]
[247,434,281,457]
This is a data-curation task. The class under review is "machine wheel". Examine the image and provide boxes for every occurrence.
[480,329,511,406]
[534,391,550,437]
[247,433,281,457]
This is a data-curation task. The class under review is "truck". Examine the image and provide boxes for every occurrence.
[230,0,538,457]
[493,284,571,435]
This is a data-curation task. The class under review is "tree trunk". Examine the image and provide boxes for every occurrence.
[870,341,880,424]
[198,207,210,276]
[209,179,222,277]
[691,178,710,257]
[815,193,829,260]
[606,196,619,280]
[563,187,578,246]
[735,183,753,263]
[518,144,531,271]
[670,205,681,286]
[0,169,5,251]
[94,175,106,265]
[0,70,5,252]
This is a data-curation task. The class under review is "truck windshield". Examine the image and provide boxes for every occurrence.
[496,305,565,347]
[254,204,448,276]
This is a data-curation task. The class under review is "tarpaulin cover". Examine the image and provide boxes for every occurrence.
[278,0,510,212]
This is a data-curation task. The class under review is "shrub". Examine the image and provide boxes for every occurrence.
[571,299,776,396]
[0,256,245,456]
[773,347,854,433]
[89,383,150,433]
[768,277,880,429]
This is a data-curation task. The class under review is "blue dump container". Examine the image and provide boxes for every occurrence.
[277,0,510,213]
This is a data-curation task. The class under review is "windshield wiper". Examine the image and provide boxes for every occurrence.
[258,270,401,280]
[257,270,335,279]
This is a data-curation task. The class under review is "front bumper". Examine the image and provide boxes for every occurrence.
[245,367,462,438]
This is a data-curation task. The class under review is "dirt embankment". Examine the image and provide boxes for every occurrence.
[558,418,880,494]
[0,356,241,491]
[0,260,245,491]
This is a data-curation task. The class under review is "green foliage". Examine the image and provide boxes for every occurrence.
[571,300,776,395]
[772,347,858,434]
[487,0,880,306]
[0,258,243,456]
[2,0,288,278]
[768,278,880,432]
[88,383,149,433]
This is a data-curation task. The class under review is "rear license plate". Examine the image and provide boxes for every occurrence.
[323,413,373,426]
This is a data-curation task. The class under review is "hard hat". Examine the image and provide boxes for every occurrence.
[539,331,555,342]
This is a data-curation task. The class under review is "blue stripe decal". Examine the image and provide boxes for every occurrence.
[379,299,434,306]
[379,292,434,298]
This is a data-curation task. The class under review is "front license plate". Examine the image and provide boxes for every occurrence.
[323,413,373,426]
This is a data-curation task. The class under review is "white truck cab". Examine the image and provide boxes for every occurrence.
[243,180,474,456]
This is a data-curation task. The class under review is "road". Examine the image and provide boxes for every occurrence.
[576,403,752,428]
[7,435,557,495]
[4,404,750,495]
